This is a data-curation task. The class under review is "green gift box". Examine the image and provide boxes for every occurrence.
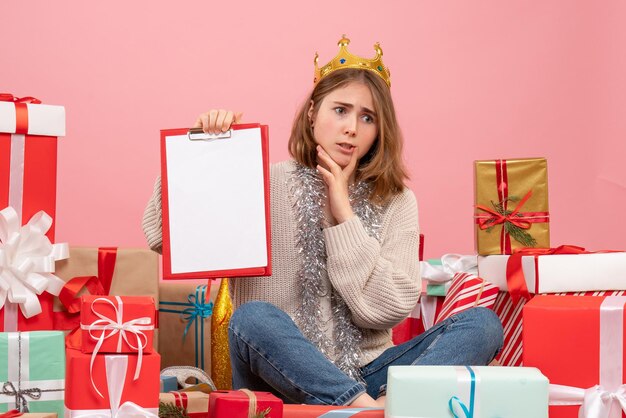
[0,331,65,416]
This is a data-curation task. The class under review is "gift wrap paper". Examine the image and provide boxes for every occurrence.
[0,332,65,416]
[159,391,208,416]
[386,365,549,418]
[159,281,218,373]
[524,295,626,418]
[53,247,159,349]
[283,405,382,417]
[474,158,549,255]
[64,348,160,413]
[208,390,282,418]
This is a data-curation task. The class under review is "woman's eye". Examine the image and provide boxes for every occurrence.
[334,107,345,114]
[362,114,375,124]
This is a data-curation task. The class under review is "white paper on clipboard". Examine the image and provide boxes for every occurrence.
[164,127,268,274]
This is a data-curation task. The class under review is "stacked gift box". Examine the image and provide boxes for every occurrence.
[386,157,626,417]
[64,295,160,416]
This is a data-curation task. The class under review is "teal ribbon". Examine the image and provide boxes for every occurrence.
[448,366,476,418]
[160,284,214,369]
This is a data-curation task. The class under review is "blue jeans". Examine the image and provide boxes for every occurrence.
[228,301,503,405]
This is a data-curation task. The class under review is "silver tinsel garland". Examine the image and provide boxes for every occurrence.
[290,163,382,381]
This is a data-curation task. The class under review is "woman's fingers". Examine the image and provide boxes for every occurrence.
[194,110,243,134]
[316,145,342,175]
[343,146,359,178]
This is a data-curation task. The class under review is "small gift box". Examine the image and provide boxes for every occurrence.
[160,391,208,417]
[208,390,282,418]
[474,158,550,255]
[0,332,65,416]
[524,295,626,418]
[0,94,65,242]
[159,282,217,371]
[160,375,178,393]
[64,348,160,416]
[283,405,382,417]
[0,208,68,332]
[80,295,155,354]
[386,365,549,417]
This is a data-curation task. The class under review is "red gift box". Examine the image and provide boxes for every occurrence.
[0,94,65,242]
[209,390,282,418]
[524,295,626,418]
[80,295,155,354]
[283,404,383,417]
[64,347,160,415]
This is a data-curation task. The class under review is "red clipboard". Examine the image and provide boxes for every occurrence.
[161,123,271,280]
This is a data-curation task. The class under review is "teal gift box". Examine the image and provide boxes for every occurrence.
[386,366,548,418]
[0,331,65,416]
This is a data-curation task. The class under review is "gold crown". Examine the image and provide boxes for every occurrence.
[314,35,391,87]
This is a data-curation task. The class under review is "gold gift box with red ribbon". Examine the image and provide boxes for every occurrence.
[474,158,550,255]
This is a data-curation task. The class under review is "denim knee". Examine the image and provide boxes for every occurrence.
[229,301,288,341]
[460,307,504,355]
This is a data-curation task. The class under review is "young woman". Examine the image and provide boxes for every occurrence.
[143,36,503,408]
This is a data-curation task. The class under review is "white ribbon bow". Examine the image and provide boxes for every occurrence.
[550,384,626,418]
[69,356,158,418]
[83,296,154,398]
[420,254,478,284]
[0,206,68,318]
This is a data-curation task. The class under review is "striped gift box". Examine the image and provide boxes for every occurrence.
[435,272,499,324]
[494,290,626,366]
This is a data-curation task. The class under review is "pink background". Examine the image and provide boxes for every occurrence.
[2,1,625,258]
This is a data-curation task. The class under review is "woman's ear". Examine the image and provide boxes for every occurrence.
[307,100,315,126]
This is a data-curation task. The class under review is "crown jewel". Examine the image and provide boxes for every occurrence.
[314,35,391,87]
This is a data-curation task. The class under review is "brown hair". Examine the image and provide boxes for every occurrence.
[288,68,409,205]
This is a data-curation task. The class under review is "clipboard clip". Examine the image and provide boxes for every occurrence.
[187,127,232,141]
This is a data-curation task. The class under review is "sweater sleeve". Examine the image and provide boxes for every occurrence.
[323,189,420,330]
[142,176,163,254]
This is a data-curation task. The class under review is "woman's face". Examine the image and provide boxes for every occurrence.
[308,82,378,169]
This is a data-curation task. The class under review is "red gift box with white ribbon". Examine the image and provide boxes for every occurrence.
[80,295,155,355]
[64,348,160,416]
[524,295,626,418]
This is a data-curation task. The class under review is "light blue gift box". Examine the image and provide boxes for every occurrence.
[386,365,548,418]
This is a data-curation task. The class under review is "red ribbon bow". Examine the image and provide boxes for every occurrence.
[54,248,118,336]
[0,93,42,134]
[475,190,534,230]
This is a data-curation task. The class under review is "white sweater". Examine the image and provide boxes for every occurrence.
[143,160,421,366]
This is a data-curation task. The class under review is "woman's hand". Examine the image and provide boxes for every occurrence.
[316,144,359,224]
[193,110,243,134]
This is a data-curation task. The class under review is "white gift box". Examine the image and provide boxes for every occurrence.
[0,100,65,136]
[477,252,626,293]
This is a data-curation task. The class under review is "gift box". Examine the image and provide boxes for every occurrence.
[0,332,65,416]
[160,375,178,393]
[283,404,382,417]
[64,348,159,416]
[386,365,549,417]
[434,272,499,323]
[159,282,218,371]
[79,295,155,354]
[160,391,208,417]
[474,158,549,255]
[53,247,159,348]
[524,295,626,418]
[2,413,57,418]
[478,249,626,294]
[208,390,282,418]
[0,94,65,243]
[0,208,68,332]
